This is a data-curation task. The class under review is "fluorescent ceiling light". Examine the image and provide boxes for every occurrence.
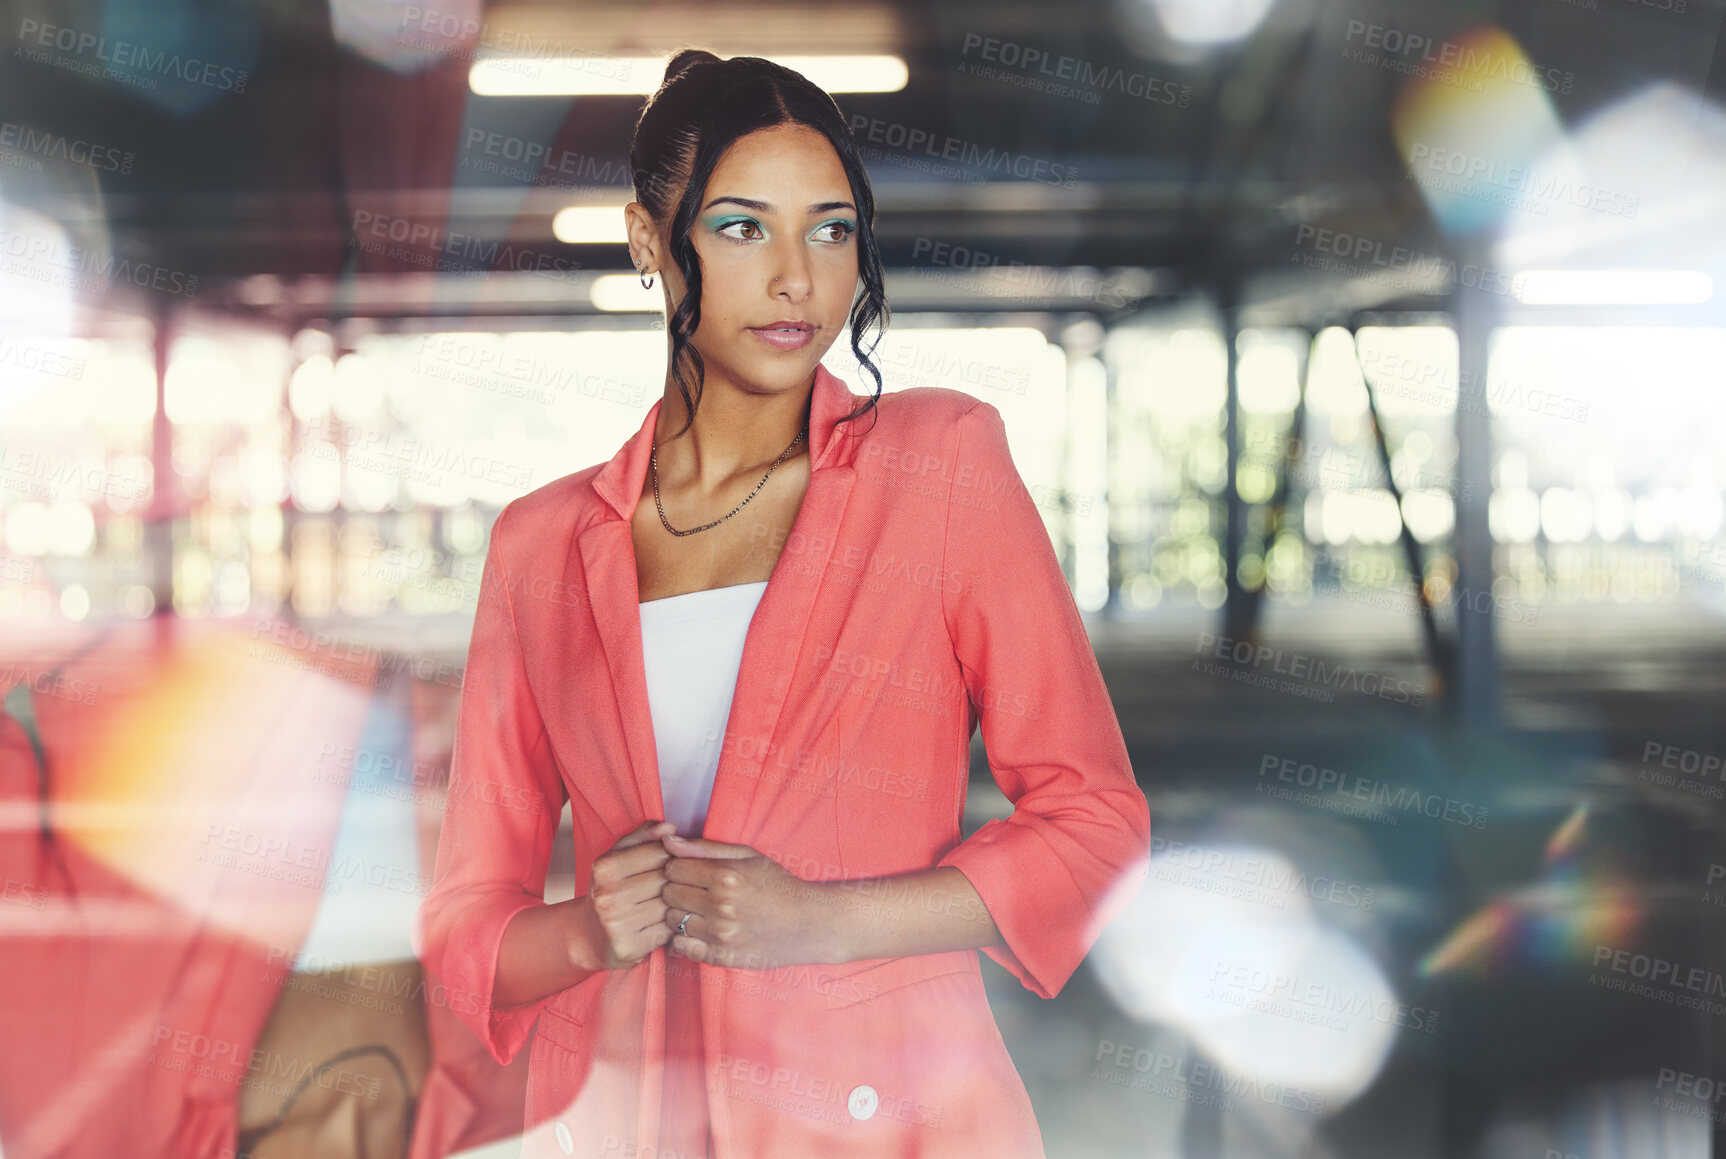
[553,206,629,244]
[470,54,908,97]
[1511,270,1714,305]
[768,55,908,93]
[590,274,662,312]
[1140,0,1277,45]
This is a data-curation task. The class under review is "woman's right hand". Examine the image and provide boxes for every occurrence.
[575,820,678,970]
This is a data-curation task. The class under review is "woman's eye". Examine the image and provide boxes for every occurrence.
[814,221,856,243]
[718,219,764,240]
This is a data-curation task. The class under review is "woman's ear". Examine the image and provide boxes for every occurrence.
[624,201,663,277]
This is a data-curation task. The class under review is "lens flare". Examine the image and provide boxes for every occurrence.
[48,625,375,949]
[1418,804,1641,977]
[1391,26,1571,239]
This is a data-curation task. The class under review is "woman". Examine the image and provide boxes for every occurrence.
[417,49,1151,1159]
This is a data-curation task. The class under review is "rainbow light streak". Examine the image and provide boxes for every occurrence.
[1418,804,1640,978]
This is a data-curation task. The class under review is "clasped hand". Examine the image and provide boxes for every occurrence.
[582,820,838,972]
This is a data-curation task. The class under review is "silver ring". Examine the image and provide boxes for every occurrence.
[676,912,690,936]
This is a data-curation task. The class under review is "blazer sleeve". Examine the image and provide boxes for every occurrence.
[416,500,569,1066]
[934,399,1152,999]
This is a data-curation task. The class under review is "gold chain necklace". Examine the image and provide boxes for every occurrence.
[650,425,807,536]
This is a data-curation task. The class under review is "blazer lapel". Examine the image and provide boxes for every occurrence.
[577,517,664,822]
[572,366,866,832]
[701,461,854,841]
[705,366,863,839]
[570,381,664,821]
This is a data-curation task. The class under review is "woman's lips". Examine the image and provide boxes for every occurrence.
[749,324,815,351]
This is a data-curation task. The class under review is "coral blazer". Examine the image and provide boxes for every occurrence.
[417,364,1151,1158]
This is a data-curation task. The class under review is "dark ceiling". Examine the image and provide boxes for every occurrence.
[3,0,1724,328]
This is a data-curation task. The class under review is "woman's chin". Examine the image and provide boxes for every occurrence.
[715,355,822,396]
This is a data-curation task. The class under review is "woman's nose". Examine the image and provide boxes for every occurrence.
[771,244,813,298]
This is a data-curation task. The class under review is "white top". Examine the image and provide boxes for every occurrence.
[638,581,769,837]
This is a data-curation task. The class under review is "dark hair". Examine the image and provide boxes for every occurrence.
[630,48,888,439]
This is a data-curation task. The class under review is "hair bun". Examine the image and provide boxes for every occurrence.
[663,48,721,84]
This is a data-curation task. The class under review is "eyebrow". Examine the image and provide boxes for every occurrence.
[700,196,857,215]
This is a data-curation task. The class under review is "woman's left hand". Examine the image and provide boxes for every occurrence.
[659,834,841,969]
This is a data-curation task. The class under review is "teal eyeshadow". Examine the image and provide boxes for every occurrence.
[703,214,757,232]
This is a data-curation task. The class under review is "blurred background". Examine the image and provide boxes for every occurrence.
[3,0,1726,1155]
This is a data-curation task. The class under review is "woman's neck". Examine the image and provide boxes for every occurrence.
[653,373,813,491]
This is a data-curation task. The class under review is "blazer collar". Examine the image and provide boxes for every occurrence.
[590,362,862,522]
